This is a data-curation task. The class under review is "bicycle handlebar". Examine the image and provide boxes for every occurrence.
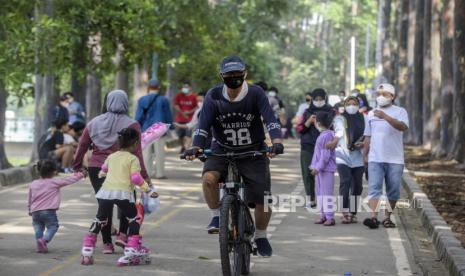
[180,148,272,160]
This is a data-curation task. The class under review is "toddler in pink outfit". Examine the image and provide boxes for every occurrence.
[28,160,84,253]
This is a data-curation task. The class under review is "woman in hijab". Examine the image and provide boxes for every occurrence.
[330,96,366,223]
[73,90,149,253]
[297,88,335,208]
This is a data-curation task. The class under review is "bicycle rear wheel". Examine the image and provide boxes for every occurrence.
[219,194,243,276]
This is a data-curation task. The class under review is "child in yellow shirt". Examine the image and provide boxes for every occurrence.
[80,128,158,266]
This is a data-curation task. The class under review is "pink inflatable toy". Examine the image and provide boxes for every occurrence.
[141,123,170,150]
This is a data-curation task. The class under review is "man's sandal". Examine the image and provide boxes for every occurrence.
[363,217,380,229]
[382,217,396,228]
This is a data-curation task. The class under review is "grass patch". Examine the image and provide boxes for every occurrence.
[8,156,31,167]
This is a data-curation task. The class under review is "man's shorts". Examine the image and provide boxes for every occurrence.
[203,151,271,207]
[176,123,191,138]
[367,162,404,201]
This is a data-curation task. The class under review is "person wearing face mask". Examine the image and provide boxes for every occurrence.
[297,88,334,209]
[135,79,173,179]
[174,82,198,154]
[362,83,409,229]
[328,96,366,224]
[309,111,337,226]
[183,55,284,257]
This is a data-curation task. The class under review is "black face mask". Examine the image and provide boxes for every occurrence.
[223,75,245,89]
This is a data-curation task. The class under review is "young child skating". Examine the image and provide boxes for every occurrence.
[80,128,159,266]
[28,160,84,253]
[310,112,337,226]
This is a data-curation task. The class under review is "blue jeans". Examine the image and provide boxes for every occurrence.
[32,209,59,242]
[368,162,404,201]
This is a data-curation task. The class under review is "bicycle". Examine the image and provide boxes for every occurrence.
[182,148,271,276]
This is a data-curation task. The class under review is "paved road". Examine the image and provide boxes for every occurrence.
[0,140,446,275]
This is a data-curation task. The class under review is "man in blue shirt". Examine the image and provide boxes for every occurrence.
[184,55,284,257]
[135,79,173,179]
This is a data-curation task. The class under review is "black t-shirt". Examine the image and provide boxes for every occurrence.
[39,131,64,159]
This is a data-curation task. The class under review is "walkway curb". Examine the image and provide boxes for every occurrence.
[402,169,465,276]
[0,165,38,187]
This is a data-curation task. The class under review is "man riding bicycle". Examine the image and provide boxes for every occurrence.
[184,55,284,257]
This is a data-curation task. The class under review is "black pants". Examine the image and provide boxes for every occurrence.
[337,164,364,215]
[92,199,139,236]
[300,148,315,201]
[88,167,129,243]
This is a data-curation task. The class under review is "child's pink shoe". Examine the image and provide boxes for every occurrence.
[102,242,115,254]
[115,233,128,248]
[323,218,336,226]
[37,238,48,253]
[81,233,97,265]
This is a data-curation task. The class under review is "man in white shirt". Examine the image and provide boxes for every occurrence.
[362,83,409,229]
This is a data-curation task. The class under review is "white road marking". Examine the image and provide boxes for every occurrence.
[386,216,413,276]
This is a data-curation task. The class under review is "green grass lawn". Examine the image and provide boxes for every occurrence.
[8,156,31,167]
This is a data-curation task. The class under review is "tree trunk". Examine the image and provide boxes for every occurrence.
[438,0,455,157]
[451,0,465,162]
[114,44,129,93]
[410,0,425,145]
[382,0,392,82]
[374,0,386,87]
[322,20,329,86]
[133,59,149,110]
[396,0,409,108]
[31,2,43,161]
[0,79,12,169]
[43,74,57,133]
[422,0,432,147]
[71,69,86,108]
[406,0,416,143]
[42,0,57,133]
[391,1,400,88]
[364,24,371,90]
[86,73,102,120]
[70,35,87,108]
[430,0,442,154]
[340,56,347,91]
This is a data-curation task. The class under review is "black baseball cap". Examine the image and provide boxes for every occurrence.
[220,55,246,74]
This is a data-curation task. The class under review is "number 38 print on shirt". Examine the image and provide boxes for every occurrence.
[193,84,282,149]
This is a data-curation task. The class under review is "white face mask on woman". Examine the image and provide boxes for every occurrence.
[376,96,392,107]
[345,105,359,114]
[313,100,325,108]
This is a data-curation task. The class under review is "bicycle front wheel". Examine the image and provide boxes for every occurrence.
[219,194,243,276]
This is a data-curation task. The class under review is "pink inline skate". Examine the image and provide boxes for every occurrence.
[80,233,97,265]
[117,235,151,266]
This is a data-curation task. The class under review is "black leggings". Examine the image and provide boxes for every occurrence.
[88,167,129,243]
[337,164,364,215]
[91,199,140,236]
